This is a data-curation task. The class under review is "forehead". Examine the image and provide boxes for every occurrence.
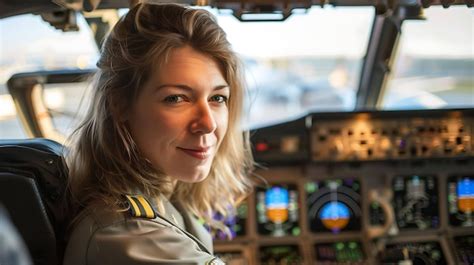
[150,46,228,86]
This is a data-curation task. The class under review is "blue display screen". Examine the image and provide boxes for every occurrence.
[457,178,473,197]
[265,187,289,208]
[320,201,350,220]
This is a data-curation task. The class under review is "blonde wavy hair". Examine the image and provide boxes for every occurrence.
[67,3,253,233]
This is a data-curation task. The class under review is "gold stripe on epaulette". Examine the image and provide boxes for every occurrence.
[124,195,156,219]
[136,195,156,219]
[125,195,141,217]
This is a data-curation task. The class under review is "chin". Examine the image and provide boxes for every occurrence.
[191,174,209,183]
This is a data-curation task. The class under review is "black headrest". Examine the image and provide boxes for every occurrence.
[0,138,68,265]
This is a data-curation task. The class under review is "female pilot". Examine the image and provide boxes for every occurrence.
[63,2,253,264]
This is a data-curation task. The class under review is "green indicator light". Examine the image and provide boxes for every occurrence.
[292,227,301,236]
[448,195,456,201]
[305,182,317,193]
[349,242,357,249]
[336,242,345,250]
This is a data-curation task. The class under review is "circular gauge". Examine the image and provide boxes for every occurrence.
[306,178,361,233]
[320,201,351,231]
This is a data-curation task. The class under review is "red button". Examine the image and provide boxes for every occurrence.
[256,142,269,152]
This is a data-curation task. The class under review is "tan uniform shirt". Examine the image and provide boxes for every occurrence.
[63,195,223,265]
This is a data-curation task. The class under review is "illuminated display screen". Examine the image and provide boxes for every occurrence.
[306,178,361,233]
[448,176,473,227]
[212,202,248,240]
[454,235,474,265]
[393,175,439,229]
[256,184,300,236]
[380,242,446,265]
[259,245,303,265]
[315,241,365,263]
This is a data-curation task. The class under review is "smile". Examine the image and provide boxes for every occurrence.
[177,147,212,160]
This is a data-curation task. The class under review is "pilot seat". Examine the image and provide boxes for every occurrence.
[0,138,69,265]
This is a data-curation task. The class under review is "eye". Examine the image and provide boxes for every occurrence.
[210,95,228,104]
[163,95,186,103]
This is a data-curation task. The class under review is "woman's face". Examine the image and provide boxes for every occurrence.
[127,45,229,183]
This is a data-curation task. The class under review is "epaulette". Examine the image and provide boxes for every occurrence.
[124,194,157,219]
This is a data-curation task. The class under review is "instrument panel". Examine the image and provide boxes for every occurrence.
[214,109,474,265]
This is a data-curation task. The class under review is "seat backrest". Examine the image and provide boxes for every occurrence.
[0,139,68,265]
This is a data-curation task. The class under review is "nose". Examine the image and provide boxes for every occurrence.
[190,101,217,134]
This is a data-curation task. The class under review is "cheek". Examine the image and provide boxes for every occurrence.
[216,109,229,142]
[129,106,179,148]
[157,111,189,135]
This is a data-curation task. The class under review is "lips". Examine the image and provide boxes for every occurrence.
[177,146,212,160]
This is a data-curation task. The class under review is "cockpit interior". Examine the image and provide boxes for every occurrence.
[0,0,473,264]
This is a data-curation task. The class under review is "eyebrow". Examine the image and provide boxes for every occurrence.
[155,84,229,92]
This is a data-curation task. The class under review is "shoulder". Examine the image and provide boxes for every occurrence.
[63,196,220,265]
[63,198,168,264]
